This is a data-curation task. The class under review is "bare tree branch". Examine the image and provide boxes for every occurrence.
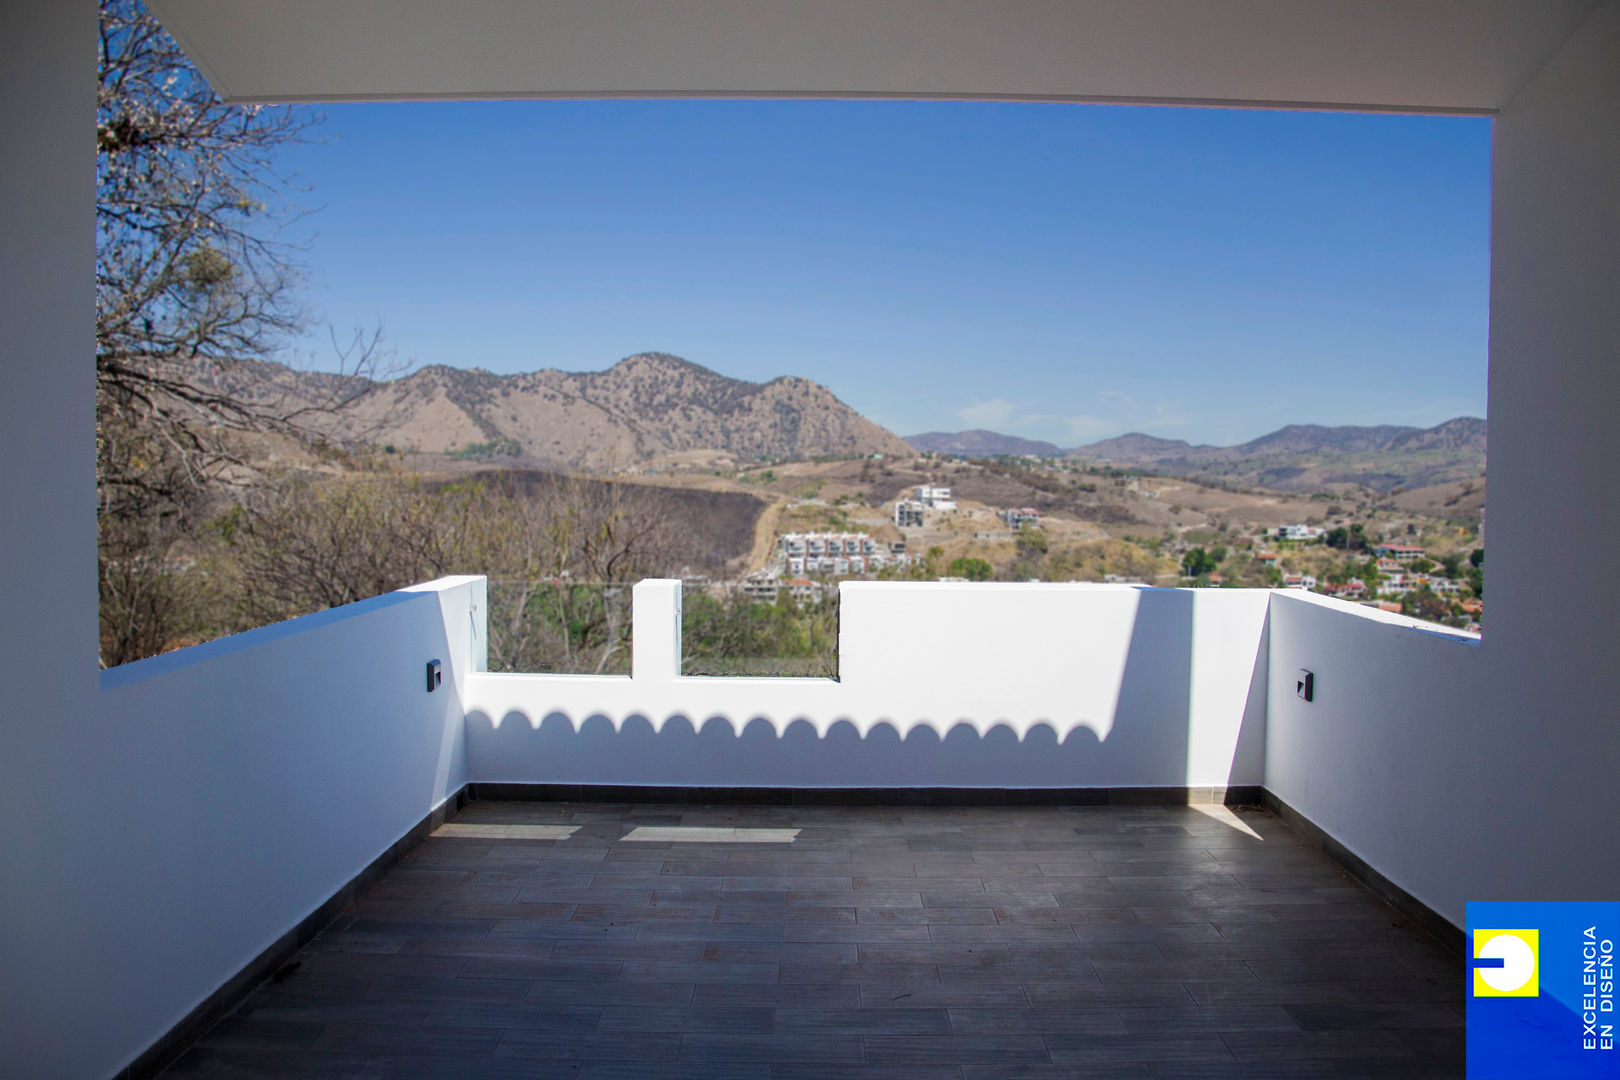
[96,0,391,529]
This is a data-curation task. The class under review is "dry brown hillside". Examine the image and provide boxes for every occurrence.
[336,352,913,468]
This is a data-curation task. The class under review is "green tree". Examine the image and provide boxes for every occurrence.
[1439,553,1464,578]
[1016,526,1050,556]
[947,557,993,581]
[1358,556,1382,591]
[1324,524,1366,551]
[1182,548,1218,576]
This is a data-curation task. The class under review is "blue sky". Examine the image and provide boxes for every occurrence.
[277,100,1490,447]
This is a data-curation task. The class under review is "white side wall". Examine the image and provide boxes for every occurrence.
[4,567,478,1080]
[1265,592,1486,926]
[1266,1,1620,928]
[465,580,1269,790]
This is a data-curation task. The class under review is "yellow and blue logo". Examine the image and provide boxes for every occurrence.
[1473,928,1539,997]
[1467,901,1619,1080]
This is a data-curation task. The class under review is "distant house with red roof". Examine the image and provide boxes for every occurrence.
[785,577,824,603]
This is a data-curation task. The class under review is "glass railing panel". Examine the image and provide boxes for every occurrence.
[486,580,633,674]
[681,581,838,678]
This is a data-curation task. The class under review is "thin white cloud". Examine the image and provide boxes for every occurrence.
[957,398,1018,429]
[1061,414,1122,444]
[1148,400,1192,431]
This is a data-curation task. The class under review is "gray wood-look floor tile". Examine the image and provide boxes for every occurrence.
[160,802,1462,1078]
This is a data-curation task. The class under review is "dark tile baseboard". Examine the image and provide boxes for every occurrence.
[121,788,468,1080]
[466,782,1265,807]
[1260,789,1464,957]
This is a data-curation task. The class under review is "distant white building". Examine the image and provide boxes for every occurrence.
[1282,573,1318,590]
[894,500,925,528]
[784,577,824,603]
[916,486,956,510]
[739,571,779,602]
[1276,524,1325,542]
[1374,543,1427,562]
[779,532,910,577]
[1004,507,1041,529]
[782,532,873,557]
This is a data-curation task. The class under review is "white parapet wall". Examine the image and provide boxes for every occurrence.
[50,576,485,1080]
[464,579,1271,791]
[1265,588,1488,930]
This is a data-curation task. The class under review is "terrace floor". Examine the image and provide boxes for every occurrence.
[162,800,1465,1079]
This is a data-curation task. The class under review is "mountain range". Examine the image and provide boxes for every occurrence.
[907,417,1485,493]
[230,350,1482,494]
[903,429,1067,458]
[325,352,913,469]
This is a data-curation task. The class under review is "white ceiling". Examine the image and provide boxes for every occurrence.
[148,0,1600,114]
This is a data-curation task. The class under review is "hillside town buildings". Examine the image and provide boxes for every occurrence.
[1376,571,1461,598]
[1375,543,1428,561]
[762,505,1468,623]
[1327,579,1369,600]
[893,500,924,528]
[780,532,911,576]
[733,572,829,604]
[739,570,782,602]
